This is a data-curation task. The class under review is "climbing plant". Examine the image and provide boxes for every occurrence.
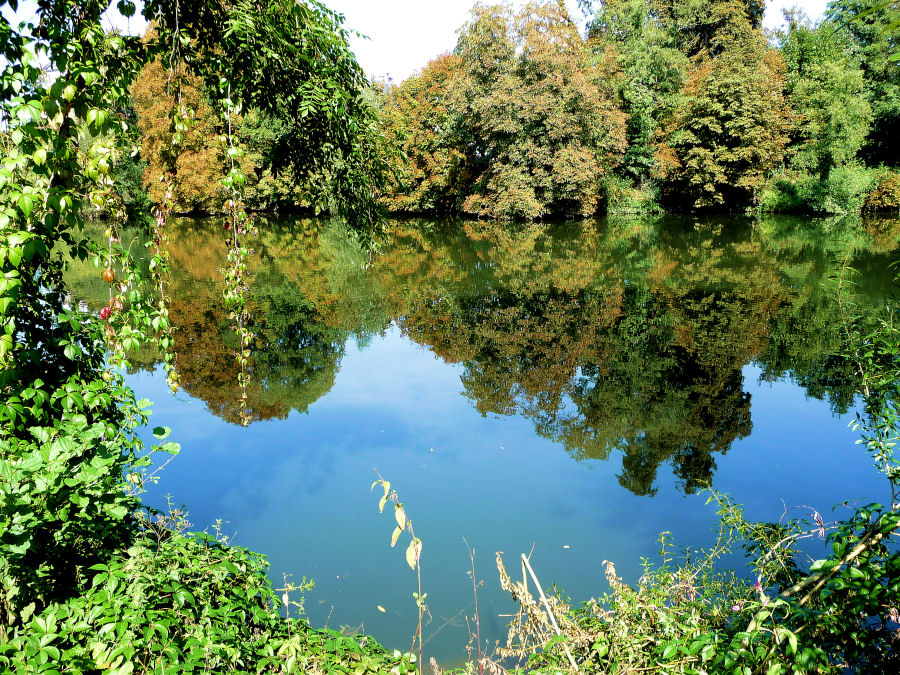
[0,0,399,671]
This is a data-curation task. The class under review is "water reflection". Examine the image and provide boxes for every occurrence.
[67,214,899,494]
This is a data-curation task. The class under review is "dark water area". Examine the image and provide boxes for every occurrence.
[68,213,900,665]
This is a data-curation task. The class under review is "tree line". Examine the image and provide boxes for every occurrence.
[377,0,899,218]
[125,0,899,221]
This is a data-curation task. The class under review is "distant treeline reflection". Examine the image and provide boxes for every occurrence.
[67,215,900,495]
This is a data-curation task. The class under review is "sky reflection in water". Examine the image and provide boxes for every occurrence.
[82,214,899,664]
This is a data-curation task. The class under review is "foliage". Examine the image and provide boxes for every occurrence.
[602,174,662,214]
[379,0,626,220]
[2,493,402,673]
[655,0,793,209]
[131,51,301,213]
[827,0,900,167]
[379,55,470,214]
[131,53,224,213]
[374,0,899,219]
[865,168,900,211]
[144,0,391,236]
[0,0,396,672]
[760,164,881,214]
[584,0,688,184]
[787,41,872,177]
[454,1,626,219]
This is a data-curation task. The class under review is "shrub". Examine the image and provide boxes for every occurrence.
[604,176,662,215]
[760,166,878,215]
[864,169,900,213]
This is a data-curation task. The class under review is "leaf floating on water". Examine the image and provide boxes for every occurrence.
[391,525,402,548]
[377,605,386,613]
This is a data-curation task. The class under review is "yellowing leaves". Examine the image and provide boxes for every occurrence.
[406,538,422,571]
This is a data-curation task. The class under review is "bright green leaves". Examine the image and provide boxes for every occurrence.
[0,231,44,271]
[85,107,108,130]
[16,192,33,219]
[0,333,12,361]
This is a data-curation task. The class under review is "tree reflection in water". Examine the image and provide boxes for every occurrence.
[65,214,899,494]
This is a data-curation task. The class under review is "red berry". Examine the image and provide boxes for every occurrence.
[99,306,111,320]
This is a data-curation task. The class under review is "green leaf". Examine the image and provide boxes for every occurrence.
[108,505,128,519]
[18,193,34,218]
[0,334,12,359]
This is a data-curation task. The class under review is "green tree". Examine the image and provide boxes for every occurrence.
[656,0,793,208]
[826,0,900,166]
[584,0,688,184]
[454,1,627,219]
[781,15,872,177]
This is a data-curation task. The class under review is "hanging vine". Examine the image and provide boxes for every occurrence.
[146,0,193,393]
[220,85,256,427]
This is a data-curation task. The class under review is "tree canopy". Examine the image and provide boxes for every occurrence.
[377,0,900,218]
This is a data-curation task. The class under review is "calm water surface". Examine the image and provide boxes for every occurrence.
[70,214,900,665]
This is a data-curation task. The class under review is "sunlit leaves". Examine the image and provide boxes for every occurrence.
[380,1,626,220]
[394,504,407,530]
[145,0,388,236]
[657,1,792,208]
[405,538,422,571]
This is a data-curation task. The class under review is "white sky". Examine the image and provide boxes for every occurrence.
[330,0,830,82]
[2,1,829,84]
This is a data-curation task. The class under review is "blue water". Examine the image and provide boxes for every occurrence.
[63,213,895,666]
[130,327,887,665]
